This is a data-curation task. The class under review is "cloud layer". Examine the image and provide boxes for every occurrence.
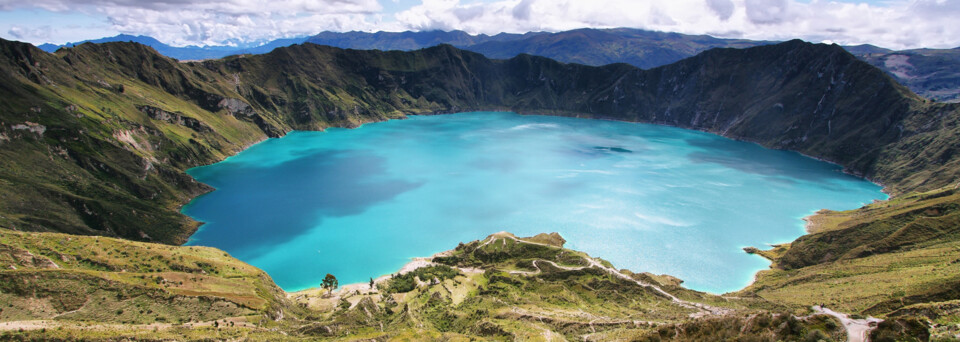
[2,0,385,46]
[2,0,959,49]
[393,0,960,49]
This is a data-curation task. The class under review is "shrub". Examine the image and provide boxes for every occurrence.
[383,266,461,293]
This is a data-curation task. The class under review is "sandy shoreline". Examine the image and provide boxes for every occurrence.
[289,249,453,297]
[802,209,825,233]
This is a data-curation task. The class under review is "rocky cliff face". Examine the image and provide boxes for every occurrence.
[0,37,957,242]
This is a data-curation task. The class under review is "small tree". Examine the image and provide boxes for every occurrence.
[322,273,338,294]
[369,277,375,290]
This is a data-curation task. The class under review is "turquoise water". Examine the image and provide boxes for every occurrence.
[183,112,886,294]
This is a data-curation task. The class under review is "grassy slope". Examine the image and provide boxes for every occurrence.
[0,232,858,341]
[0,40,265,244]
[741,187,960,329]
[0,230,290,328]
[740,188,960,341]
[288,233,847,341]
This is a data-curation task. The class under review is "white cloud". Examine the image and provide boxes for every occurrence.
[393,0,960,49]
[707,0,735,20]
[0,0,386,46]
[744,0,791,24]
[7,25,54,41]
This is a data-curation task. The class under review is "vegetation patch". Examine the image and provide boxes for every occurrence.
[382,265,460,293]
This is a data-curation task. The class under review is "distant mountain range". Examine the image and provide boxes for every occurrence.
[461,28,768,69]
[37,34,310,61]
[857,47,960,103]
[38,29,960,102]
[305,30,543,51]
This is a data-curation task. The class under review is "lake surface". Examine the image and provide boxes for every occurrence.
[183,112,886,293]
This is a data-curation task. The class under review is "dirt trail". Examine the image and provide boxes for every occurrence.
[810,306,880,342]
[496,234,732,317]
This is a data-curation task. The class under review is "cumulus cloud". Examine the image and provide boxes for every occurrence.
[744,0,790,24]
[706,0,735,21]
[512,0,535,21]
[7,25,54,41]
[393,0,960,49]
[0,0,385,46]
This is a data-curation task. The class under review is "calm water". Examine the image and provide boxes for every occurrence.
[183,112,886,293]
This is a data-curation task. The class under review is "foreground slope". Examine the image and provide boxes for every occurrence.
[2,37,959,242]
[0,230,291,333]
[3,232,866,341]
[744,187,960,316]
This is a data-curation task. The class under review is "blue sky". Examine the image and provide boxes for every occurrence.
[0,0,957,49]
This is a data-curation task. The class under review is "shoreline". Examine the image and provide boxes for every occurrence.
[803,209,830,234]
[288,229,786,300]
[288,249,454,298]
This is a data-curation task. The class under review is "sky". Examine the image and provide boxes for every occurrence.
[0,0,957,50]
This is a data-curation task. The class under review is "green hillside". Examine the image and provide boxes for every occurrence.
[0,229,298,339]
[743,187,960,312]
[741,187,960,339]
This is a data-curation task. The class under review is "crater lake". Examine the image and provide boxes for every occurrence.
[183,112,886,293]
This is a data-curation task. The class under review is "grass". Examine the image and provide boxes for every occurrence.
[741,187,960,318]
[0,231,937,340]
[291,233,750,340]
[0,230,290,325]
[742,239,960,315]
[382,265,461,293]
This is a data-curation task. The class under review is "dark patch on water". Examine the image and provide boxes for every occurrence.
[184,150,421,254]
[595,146,633,153]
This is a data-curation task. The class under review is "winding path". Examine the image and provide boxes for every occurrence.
[810,306,881,342]
[495,234,732,317]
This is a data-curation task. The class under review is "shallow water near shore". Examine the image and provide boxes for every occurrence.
[183,112,886,293]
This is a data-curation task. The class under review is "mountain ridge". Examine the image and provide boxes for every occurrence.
[36,29,960,104]
[35,34,312,61]
[3,37,958,244]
